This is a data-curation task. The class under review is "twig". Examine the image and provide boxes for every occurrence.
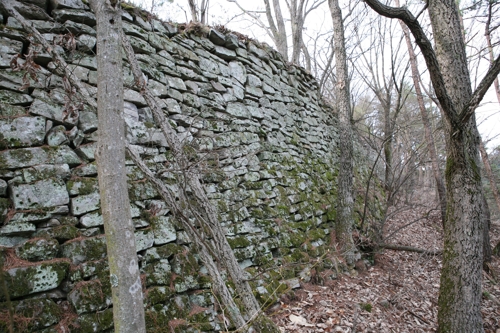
[378,243,441,256]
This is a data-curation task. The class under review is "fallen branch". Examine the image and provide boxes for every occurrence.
[378,243,442,256]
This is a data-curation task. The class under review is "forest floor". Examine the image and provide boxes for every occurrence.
[269,195,500,333]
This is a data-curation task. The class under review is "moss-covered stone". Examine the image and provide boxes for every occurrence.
[60,235,107,265]
[0,298,60,331]
[1,260,70,301]
[36,224,81,242]
[15,237,59,261]
[71,308,114,333]
[68,279,111,314]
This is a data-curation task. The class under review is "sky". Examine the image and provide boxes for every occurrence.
[129,0,500,150]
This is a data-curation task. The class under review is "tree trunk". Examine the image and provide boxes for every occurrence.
[428,1,483,331]
[263,0,288,61]
[89,1,146,332]
[397,2,447,227]
[188,0,199,22]
[328,0,357,265]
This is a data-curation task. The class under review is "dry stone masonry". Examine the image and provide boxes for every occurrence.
[0,0,341,331]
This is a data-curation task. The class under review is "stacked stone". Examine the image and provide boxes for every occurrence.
[0,0,339,331]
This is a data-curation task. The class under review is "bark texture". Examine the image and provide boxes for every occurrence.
[89,1,146,332]
[328,0,357,264]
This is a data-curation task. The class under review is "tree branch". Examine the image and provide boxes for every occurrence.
[363,0,459,125]
[378,243,442,255]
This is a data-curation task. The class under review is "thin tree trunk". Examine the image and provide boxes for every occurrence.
[328,0,357,265]
[480,140,500,218]
[188,0,199,22]
[396,0,446,227]
[482,2,500,213]
[263,0,288,61]
[89,1,146,332]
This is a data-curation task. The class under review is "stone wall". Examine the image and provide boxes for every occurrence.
[0,1,340,332]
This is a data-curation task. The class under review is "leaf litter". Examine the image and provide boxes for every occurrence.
[269,201,500,332]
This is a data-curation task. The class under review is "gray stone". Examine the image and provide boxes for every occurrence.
[76,34,96,52]
[214,46,237,60]
[148,80,169,97]
[68,279,112,314]
[167,77,187,91]
[0,179,6,196]
[46,125,69,146]
[0,222,36,236]
[226,102,251,119]
[80,212,102,228]
[52,9,96,26]
[71,55,97,70]
[2,261,69,300]
[0,116,45,148]
[60,235,106,264]
[136,15,152,31]
[209,29,226,45]
[16,238,60,261]
[29,98,77,125]
[70,191,100,216]
[22,164,71,183]
[0,37,23,68]
[75,142,97,161]
[63,20,96,36]
[10,179,69,209]
[78,111,98,133]
[125,117,168,147]
[0,236,28,248]
[0,90,33,106]
[135,229,154,252]
[129,35,156,54]
[0,146,81,169]
[229,61,247,84]
[124,88,147,106]
[152,216,176,245]
[50,0,89,9]
[224,34,239,50]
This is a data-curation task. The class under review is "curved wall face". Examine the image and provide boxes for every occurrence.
[0,1,339,331]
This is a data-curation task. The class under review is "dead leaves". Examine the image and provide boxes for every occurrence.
[270,202,500,332]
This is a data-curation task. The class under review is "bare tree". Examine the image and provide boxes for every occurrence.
[187,0,209,23]
[364,0,500,331]
[228,0,325,64]
[328,0,358,264]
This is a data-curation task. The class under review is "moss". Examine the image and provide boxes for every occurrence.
[288,232,306,247]
[67,177,98,196]
[7,148,33,165]
[72,308,113,333]
[227,236,251,249]
[0,298,61,331]
[359,302,372,312]
[306,228,326,241]
[0,198,11,224]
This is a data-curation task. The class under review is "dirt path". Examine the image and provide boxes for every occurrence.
[269,205,500,332]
